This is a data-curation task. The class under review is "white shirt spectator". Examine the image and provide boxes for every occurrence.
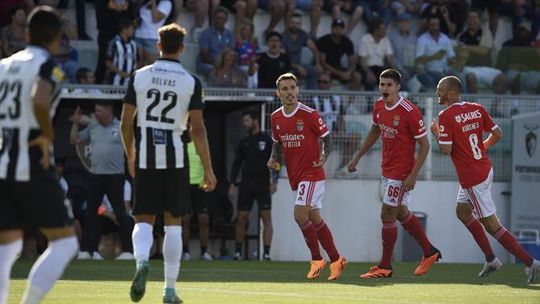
[415,31,455,73]
[135,0,172,40]
[358,33,394,67]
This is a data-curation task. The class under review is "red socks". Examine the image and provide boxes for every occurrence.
[400,212,432,256]
[299,220,322,261]
[315,220,340,262]
[493,226,533,266]
[380,221,398,269]
[464,217,494,261]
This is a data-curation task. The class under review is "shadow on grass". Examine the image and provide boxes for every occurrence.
[11,259,540,291]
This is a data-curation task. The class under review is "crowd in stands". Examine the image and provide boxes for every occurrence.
[1,0,539,94]
[2,0,540,260]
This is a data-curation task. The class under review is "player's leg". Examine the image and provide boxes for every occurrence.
[19,178,78,304]
[0,181,24,304]
[455,189,499,277]
[0,230,23,304]
[234,183,254,260]
[256,183,273,260]
[160,168,191,303]
[465,169,539,283]
[130,169,160,302]
[294,203,325,279]
[398,204,441,267]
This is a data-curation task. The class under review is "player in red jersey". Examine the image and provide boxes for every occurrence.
[348,68,441,278]
[267,73,347,280]
[431,76,540,284]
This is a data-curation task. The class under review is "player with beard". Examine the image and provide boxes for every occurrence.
[348,68,441,278]
[268,73,347,280]
[431,76,540,283]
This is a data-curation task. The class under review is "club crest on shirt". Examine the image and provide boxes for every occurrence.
[52,66,64,83]
[258,141,266,151]
[296,120,304,131]
[393,115,400,126]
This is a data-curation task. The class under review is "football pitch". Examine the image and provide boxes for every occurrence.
[8,259,540,304]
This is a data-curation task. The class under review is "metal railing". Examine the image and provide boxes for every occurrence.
[60,85,540,182]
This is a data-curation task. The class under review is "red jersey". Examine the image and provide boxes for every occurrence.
[438,102,497,188]
[372,97,427,180]
[271,103,329,190]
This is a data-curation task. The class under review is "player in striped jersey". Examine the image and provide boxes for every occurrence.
[0,7,79,304]
[348,68,441,278]
[121,23,216,303]
[431,76,540,284]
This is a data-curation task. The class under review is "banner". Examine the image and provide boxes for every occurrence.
[511,112,540,232]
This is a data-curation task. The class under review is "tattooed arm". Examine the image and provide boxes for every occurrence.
[267,142,283,170]
[314,135,332,167]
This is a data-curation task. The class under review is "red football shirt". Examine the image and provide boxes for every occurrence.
[438,102,497,188]
[271,103,329,190]
[372,97,427,180]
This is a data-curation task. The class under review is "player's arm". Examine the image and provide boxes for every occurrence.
[483,127,503,150]
[403,135,429,191]
[30,78,55,169]
[314,134,332,167]
[120,103,137,177]
[267,141,282,171]
[190,109,217,192]
[347,124,380,172]
[430,119,452,154]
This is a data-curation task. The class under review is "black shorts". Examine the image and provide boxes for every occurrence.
[188,184,209,215]
[0,176,74,230]
[237,180,271,212]
[133,168,190,217]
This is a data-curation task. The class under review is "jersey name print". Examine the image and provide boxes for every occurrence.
[438,102,497,188]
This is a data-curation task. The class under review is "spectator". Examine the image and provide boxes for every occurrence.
[54,27,79,83]
[391,0,427,17]
[457,8,507,94]
[70,103,134,260]
[355,0,393,26]
[57,0,90,40]
[71,67,103,95]
[105,17,138,85]
[221,0,258,36]
[248,31,292,88]
[208,48,247,87]
[58,7,78,40]
[420,0,468,38]
[183,0,221,42]
[358,19,398,90]
[0,0,34,29]
[295,0,324,39]
[0,6,27,57]
[94,0,135,83]
[235,19,259,70]
[134,0,174,65]
[261,0,296,36]
[497,20,540,94]
[388,13,418,90]
[317,18,362,90]
[281,13,322,89]
[415,16,457,89]
[323,1,366,37]
[197,7,235,77]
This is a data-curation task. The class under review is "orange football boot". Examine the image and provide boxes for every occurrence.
[359,265,393,278]
[306,259,326,279]
[328,256,347,280]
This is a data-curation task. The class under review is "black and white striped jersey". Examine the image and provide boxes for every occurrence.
[123,58,204,169]
[0,46,63,182]
[106,35,138,85]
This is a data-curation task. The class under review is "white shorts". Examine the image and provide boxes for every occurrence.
[463,66,502,86]
[457,168,496,219]
[382,177,411,207]
[294,180,325,209]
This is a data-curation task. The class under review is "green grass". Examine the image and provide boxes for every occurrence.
[8,259,540,304]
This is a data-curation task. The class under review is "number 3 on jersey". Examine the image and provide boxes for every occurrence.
[468,133,482,160]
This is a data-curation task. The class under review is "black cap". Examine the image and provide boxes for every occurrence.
[332,18,345,28]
